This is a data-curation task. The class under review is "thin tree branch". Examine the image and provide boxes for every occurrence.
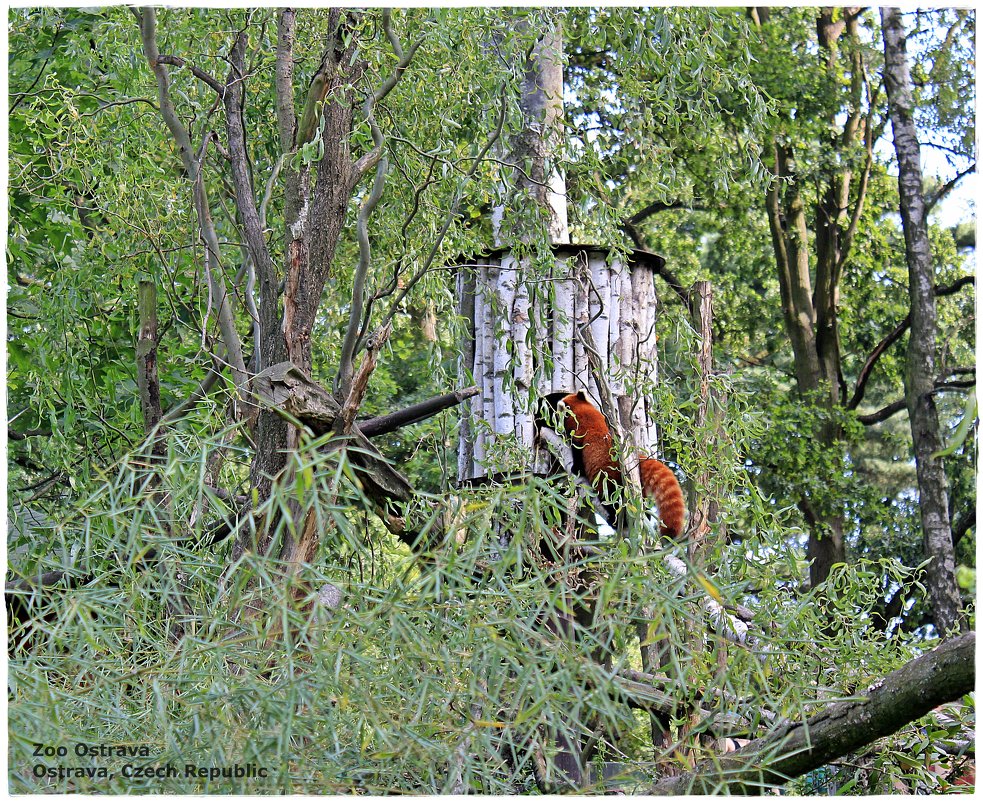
[336,158,389,398]
[352,9,426,180]
[377,85,508,331]
[625,199,706,227]
[848,316,909,410]
[335,323,392,435]
[857,376,976,426]
[858,398,908,425]
[925,162,976,215]
[136,7,248,391]
[154,54,225,96]
[849,275,974,410]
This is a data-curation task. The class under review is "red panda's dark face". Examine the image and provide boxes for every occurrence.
[556,398,576,433]
[557,392,590,435]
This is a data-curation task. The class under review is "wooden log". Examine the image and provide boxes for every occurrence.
[475,261,492,478]
[607,259,623,390]
[493,254,516,444]
[629,264,657,453]
[572,253,591,395]
[250,362,435,550]
[552,257,575,392]
[616,259,640,448]
[588,250,611,386]
[457,264,477,484]
[511,256,534,451]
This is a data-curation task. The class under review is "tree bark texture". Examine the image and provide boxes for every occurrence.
[241,12,366,562]
[880,6,966,635]
[456,246,665,483]
[650,631,976,794]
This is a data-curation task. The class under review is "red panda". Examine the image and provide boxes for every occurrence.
[557,391,687,539]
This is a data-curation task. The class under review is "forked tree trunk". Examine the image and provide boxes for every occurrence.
[753,8,874,590]
[880,6,965,635]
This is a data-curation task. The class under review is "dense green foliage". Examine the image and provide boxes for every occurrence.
[7,7,975,794]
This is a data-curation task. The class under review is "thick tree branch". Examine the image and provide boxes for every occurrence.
[358,386,480,438]
[154,54,225,96]
[857,398,908,425]
[249,362,441,551]
[858,375,975,426]
[274,9,297,152]
[848,316,910,410]
[335,323,392,435]
[649,631,976,794]
[222,29,278,373]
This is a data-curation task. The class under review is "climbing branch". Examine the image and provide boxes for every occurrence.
[249,362,443,551]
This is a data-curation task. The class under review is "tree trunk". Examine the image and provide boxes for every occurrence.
[237,12,364,563]
[493,16,569,245]
[755,8,876,590]
[880,6,966,635]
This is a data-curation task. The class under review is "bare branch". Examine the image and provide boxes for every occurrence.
[335,324,392,435]
[858,398,908,425]
[858,375,975,426]
[358,386,480,438]
[352,10,426,180]
[160,351,227,425]
[136,8,248,391]
[926,161,976,215]
[848,316,909,410]
[626,199,706,227]
[379,86,508,331]
[154,54,225,96]
[849,275,974,410]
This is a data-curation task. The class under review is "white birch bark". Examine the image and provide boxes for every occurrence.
[511,257,534,448]
[457,265,477,484]
[493,255,516,445]
[552,258,576,392]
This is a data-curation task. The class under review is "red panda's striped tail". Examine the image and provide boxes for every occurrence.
[639,457,687,539]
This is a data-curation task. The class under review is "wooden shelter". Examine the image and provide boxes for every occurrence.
[456,243,666,484]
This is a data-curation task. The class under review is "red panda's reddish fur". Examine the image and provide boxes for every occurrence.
[557,391,686,539]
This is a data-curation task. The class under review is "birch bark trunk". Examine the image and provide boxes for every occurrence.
[881,6,965,635]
